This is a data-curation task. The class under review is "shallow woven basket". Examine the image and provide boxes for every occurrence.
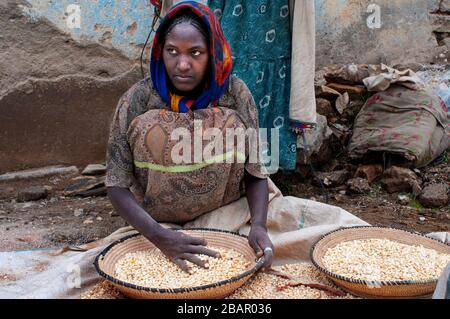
[311,226,450,299]
[94,228,264,299]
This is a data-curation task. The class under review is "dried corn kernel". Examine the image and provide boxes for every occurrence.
[114,247,250,289]
[228,264,356,299]
[322,239,450,282]
[84,264,357,299]
[80,281,123,299]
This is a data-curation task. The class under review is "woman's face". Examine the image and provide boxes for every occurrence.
[163,22,209,94]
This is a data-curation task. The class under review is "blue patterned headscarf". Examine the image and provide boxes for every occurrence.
[150,1,232,113]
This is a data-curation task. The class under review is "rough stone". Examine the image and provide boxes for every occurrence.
[392,63,429,72]
[347,178,372,194]
[440,0,450,12]
[419,183,449,208]
[74,209,84,217]
[315,85,341,99]
[83,218,94,225]
[432,45,449,63]
[329,123,351,146]
[335,92,350,115]
[355,164,384,183]
[333,193,347,203]
[430,14,450,33]
[326,83,367,94]
[321,159,342,173]
[82,164,107,176]
[427,0,441,13]
[0,166,79,182]
[316,98,335,118]
[297,114,333,165]
[442,37,450,49]
[0,186,15,200]
[398,195,411,206]
[17,186,48,202]
[380,166,422,194]
[314,169,351,188]
[323,64,370,85]
[64,176,106,197]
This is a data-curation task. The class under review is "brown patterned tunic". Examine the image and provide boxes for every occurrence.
[105,76,268,223]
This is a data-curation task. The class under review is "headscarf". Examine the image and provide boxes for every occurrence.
[150,0,162,9]
[150,0,172,16]
[150,1,232,113]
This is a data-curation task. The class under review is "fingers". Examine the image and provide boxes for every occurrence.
[181,253,210,269]
[171,233,220,272]
[249,239,263,258]
[173,257,192,274]
[183,234,207,246]
[174,252,215,272]
[181,233,221,258]
[187,245,221,258]
[261,246,274,271]
[249,232,274,271]
[257,236,274,270]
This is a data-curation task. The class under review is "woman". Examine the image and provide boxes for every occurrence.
[105,1,274,274]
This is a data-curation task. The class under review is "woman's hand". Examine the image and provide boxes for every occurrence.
[248,225,274,271]
[152,228,221,274]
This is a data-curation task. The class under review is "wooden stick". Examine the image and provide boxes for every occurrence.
[267,269,346,297]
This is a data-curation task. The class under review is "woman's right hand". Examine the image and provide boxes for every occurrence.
[152,228,221,274]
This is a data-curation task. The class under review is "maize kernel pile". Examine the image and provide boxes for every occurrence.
[82,263,356,299]
[114,247,250,289]
[322,239,450,282]
[80,281,123,299]
[228,263,356,299]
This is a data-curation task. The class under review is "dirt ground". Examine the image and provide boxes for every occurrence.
[0,173,127,251]
[0,158,448,252]
[271,160,450,235]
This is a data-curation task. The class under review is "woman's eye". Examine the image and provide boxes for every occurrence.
[192,50,201,57]
[168,49,177,55]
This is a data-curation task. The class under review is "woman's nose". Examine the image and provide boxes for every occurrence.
[177,56,191,72]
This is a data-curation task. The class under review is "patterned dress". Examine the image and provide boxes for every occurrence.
[208,0,297,170]
[105,76,268,224]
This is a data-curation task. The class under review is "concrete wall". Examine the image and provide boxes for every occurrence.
[21,0,155,60]
[314,0,440,66]
[0,1,143,173]
[0,0,447,173]
[20,0,442,67]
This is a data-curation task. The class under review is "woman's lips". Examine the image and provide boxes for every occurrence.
[174,75,193,82]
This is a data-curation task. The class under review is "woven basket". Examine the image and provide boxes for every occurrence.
[94,228,264,299]
[311,226,450,299]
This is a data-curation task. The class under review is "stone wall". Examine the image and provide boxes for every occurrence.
[314,0,441,67]
[429,0,450,50]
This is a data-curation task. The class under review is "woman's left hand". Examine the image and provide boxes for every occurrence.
[248,225,274,271]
